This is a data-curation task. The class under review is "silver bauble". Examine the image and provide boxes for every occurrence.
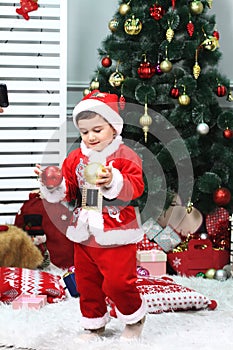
[196,122,209,135]
[214,269,228,281]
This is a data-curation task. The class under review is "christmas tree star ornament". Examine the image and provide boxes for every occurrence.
[16,0,39,20]
[139,101,152,143]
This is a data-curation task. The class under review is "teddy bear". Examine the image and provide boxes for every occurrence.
[0,224,43,269]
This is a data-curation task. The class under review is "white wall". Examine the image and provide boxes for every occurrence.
[67,0,233,87]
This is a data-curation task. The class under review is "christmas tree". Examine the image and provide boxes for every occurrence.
[85,0,233,222]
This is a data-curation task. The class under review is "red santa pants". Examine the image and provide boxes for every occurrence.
[74,241,146,329]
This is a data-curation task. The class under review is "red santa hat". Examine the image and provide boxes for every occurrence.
[73,90,123,135]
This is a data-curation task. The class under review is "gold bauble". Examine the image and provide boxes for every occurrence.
[84,163,105,185]
[90,79,100,90]
[190,0,204,14]
[205,268,216,279]
[160,59,172,73]
[124,15,142,35]
[108,18,119,32]
[207,0,212,8]
[193,62,201,79]
[109,71,125,87]
[166,27,174,43]
[119,2,131,15]
[201,36,219,51]
[83,88,91,96]
[178,93,190,106]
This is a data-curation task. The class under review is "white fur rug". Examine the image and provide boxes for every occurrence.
[1,266,233,350]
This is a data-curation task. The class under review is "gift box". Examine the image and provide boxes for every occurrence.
[12,294,47,310]
[137,249,167,276]
[167,239,230,277]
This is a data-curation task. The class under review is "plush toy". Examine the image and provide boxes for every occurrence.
[16,0,39,21]
[15,191,74,269]
[0,225,43,269]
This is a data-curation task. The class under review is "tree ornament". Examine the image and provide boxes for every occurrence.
[216,83,227,97]
[90,77,100,90]
[83,88,91,96]
[166,23,174,43]
[124,15,142,35]
[149,3,165,21]
[193,49,201,79]
[139,101,152,143]
[109,62,125,87]
[155,55,163,75]
[213,30,220,40]
[213,187,231,206]
[207,0,213,8]
[178,85,190,105]
[101,56,112,68]
[41,166,63,188]
[16,0,39,20]
[160,47,172,73]
[223,128,233,139]
[119,94,126,110]
[196,122,209,135]
[171,0,176,9]
[205,268,216,279]
[201,36,219,51]
[119,1,131,15]
[214,269,228,281]
[170,79,179,98]
[84,163,106,185]
[108,18,119,32]
[190,0,204,15]
[137,54,155,79]
[227,91,233,102]
[186,20,194,37]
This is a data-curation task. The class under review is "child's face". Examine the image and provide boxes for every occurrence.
[78,114,116,151]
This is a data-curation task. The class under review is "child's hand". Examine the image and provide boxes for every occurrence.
[96,165,113,187]
[34,164,42,178]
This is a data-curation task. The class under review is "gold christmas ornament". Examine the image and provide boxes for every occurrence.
[186,199,193,214]
[178,86,190,105]
[119,1,131,15]
[108,18,119,32]
[90,77,100,90]
[109,71,125,87]
[83,88,91,96]
[201,36,219,51]
[193,49,201,79]
[207,0,213,8]
[190,0,204,15]
[160,58,172,73]
[166,25,174,43]
[124,15,142,35]
[84,163,106,185]
[139,102,152,143]
[227,91,233,102]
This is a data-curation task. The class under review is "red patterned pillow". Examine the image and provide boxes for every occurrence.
[136,276,217,313]
[0,267,66,303]
[106,276,217,316]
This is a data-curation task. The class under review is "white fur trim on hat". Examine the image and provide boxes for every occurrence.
[73,99,123,135]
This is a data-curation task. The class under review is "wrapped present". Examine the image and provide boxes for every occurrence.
[12,294,47,310]
[167,238,230,277]
[142,218,181,252]
[137,249,167,276]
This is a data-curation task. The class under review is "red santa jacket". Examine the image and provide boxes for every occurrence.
[40,137,145,246]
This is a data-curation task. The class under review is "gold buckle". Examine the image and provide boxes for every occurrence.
[81,187,103,211]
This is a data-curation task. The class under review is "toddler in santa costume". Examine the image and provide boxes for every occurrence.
[36,90,147,340]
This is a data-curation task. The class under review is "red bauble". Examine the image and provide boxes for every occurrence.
[170,86,179,98]
[101,56,112,68]
[149,4,165,20]
[223,128,233,139]
[213,187,231,206]
[216,84,227,97]
[137,61,155,79]
[41,166,63,188]
[213,30,220,40]
[119,95,126,110]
